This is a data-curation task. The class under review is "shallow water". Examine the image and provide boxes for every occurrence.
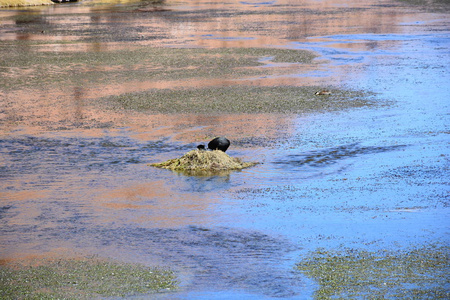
[1,0,449,298]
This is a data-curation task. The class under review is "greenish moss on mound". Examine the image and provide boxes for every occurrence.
[108,86,375,114]
[297,245,450,299]
[0,257,177,299]
[151,149,257,175]
[0,0,53,7]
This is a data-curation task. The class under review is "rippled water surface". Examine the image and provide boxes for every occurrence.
[1,0,449,298]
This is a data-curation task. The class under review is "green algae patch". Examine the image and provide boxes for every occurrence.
[0,0,53,7]
[151,149,257,175]
[0,257,177,299]
[297,245,450,299]
[109,86,375,114]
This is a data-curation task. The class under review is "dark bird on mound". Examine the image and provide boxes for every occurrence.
[197,137,230,152]
[208,137,230,152]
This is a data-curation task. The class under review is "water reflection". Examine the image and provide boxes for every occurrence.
[273,143,407,168]
[76,226,301,297]
[73,86,84,124]
[0,0,425,49]
[1,0,449,298]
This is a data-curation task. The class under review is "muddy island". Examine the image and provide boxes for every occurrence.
[151,149,257,175]
[0,0,53,6]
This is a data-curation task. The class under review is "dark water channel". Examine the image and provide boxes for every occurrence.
[1,0,449,298]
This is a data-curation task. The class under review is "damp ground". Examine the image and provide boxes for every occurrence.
[0,0,449,299]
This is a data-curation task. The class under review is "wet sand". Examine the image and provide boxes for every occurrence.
[1,0,449,298]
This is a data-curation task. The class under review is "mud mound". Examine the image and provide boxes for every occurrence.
[0,0,53,7]
[151,149,257,174]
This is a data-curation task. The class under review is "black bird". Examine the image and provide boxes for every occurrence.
[208,137,230,152]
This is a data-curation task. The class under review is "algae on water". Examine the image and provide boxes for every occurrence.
[0,257,177,299]
[297,245,450,299]
[151,149,257,175]
[109,86,375,114]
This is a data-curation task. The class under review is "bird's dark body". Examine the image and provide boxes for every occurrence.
[208,137,230,152]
